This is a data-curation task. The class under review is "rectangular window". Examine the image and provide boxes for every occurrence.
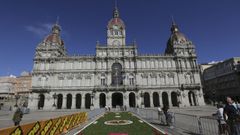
[129,78,134,85]
[101,78,106,86]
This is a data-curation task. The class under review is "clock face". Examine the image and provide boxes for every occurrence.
[112,40,120,46]
[112,25,119,30]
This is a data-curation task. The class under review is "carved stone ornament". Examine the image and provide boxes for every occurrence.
[141,73,148,78]
[184,72,192,77]
[58,74,65,80]
[75,74,83,79]
[167,72,174,78]
[67,74,74,80]
[85,74,92,79]
[150,73,157,78]
[159,72,166,78]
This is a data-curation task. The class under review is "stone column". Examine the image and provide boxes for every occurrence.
[124,92,129,107]
[106,92,111,107]
[44,94,54,110]
[168,92,172,107]
[72,94,76,109]
[136,93,141,108]
[62,94,67,109]
[81,95,85,109]
[150,92,154,107]
[94,93,100,109]
[159,91,163,107]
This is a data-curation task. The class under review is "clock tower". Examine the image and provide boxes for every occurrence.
[107,6,126,46]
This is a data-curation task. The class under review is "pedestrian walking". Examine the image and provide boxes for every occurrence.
[224,97,240,135]
[157,107,164,124]
[12,107,23,126]
[162,105,169,126]
[216,104,227,135]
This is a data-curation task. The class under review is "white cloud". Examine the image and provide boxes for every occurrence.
[25,23,53,37]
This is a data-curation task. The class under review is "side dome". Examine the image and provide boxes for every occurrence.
[168,23,187,45]
[169,32,187,43]
[44,24,64,45]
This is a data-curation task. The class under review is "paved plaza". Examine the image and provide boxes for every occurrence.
[0,105,218,135]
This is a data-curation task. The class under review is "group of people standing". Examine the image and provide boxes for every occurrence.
[216,97,240,135]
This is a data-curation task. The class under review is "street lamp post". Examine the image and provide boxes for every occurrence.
[52,93,57,107]
[14,93,20,107]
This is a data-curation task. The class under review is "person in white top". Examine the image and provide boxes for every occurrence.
[216,104,227,134]
[157,107,164,124]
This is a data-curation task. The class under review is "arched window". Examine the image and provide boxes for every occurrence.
[112,63,123,86]
[99,93,106,108]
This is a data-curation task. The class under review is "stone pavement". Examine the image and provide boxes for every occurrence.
[0,105,217,135]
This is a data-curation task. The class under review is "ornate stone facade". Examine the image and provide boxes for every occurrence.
[28,6,204,110]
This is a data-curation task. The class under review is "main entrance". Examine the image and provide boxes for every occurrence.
[112,93,123,108]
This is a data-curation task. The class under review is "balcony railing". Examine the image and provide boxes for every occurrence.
[181,83,201,90]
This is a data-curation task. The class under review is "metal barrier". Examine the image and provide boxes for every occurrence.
[129,108,221,135]
[199,116,219,135]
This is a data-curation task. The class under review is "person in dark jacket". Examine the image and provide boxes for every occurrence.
[162,105,169,125]
[224,97,240,135]
[12,108,23,126]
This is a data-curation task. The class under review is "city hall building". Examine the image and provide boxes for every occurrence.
[28,6,205,110]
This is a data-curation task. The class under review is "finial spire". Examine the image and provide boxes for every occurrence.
[56,16,60,25]
[115,0,118,9]
[52,16,61,34]
[170,16,179,33]
[171,16,176,25]
[113,0,119,18]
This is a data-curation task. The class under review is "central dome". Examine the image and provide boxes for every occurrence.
[107,18,125,29]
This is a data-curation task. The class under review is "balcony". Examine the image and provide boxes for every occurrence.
[94,85,138,92]
[181,83,201,90]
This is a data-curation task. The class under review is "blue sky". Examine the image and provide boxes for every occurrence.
[0,0,239,76]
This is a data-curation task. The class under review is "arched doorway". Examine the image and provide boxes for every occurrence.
[129,92,136,107]
[162,92,169,107]
[99,93,106,108]
[144,92,150,107]
[76,94,81,109]
[85,93,91,109]
[171,92,178,107]
[57,94,63,109]
[38,94,45,110]
[153,92,160,107]
[112,93,123,108]
[66,94,72,109]
[188,91,196,106]
[112,63,123,86]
